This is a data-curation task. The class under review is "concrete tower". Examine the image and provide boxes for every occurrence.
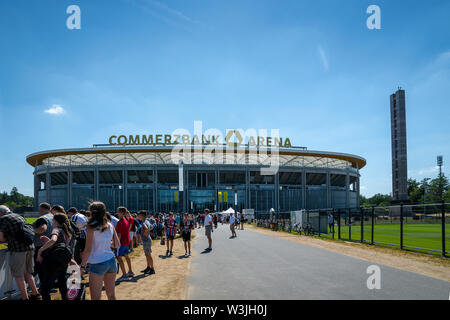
[390,88,409,203]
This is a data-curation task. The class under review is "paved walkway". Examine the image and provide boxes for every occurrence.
[186,224,449,300]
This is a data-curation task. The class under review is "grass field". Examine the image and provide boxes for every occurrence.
[319,222,450,255]
[25,217,37,225]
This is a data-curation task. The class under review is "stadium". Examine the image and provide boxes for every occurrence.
[26,134,366,213]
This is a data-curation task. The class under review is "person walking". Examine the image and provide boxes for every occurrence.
[0,205,40,300]
[80,201,120,300]
[240,213,245,230]
[181,212,193,256]
[115,207,134,281]
[203,209,213,251]
[164,212,176,256]
[229,212,237,238]
[137,210,155,275]
[328,213,334,233]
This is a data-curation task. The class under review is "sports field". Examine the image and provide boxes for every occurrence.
[319,222,450,254]
[25,217,37,224]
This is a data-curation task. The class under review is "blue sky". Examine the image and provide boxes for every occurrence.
[0,0,449,197]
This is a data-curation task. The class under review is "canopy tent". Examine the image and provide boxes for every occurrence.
[221,207,235,214]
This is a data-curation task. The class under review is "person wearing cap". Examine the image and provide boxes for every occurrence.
[67,207,88,265]
[0,205,40,300]
[203,209,213,251]
[32,202,54,283]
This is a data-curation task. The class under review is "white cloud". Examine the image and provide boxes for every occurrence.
[318,46,329,72]
[44,104,65,115]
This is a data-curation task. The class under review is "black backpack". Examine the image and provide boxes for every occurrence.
[15,222,35,246]
[42,242,72,274]
[69,218,81,239]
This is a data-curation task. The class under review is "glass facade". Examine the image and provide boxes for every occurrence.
[72,171,94,211]
[33,163,359,212]
[99,170,123,212]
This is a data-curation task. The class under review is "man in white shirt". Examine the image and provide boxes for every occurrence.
[67,207,88,264]
[203,209,213,251]
[229,212,237,238]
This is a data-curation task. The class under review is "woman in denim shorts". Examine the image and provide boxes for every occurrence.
[80,201,120,300]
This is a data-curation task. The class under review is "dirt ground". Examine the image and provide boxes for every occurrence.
[246,224,450,282]
[55,233,194,300]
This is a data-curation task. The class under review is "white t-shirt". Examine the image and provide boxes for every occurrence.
[110,215,119,228]
[229,215,236,225]
[204,214,212,226]
[71,213,88,232]
[87,223,115,264]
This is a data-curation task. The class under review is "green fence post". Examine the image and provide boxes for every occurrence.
[371,206,375,245]
[400,203,404,250]
[318,209,321,237]
[349,208,352,241]
[332,209,335,240]
[338,209,341,240]
[442,201,446,257]
[360,206,364,243]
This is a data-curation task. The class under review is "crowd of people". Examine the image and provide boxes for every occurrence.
[0,202,246,301]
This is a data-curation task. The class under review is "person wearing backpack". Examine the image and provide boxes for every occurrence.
[32,202,54,282]
[36,213,73,300]
[80,202,120,300]
[0,205,40,300]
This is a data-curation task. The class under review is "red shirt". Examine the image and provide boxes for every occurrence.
[127,216,135,232]
[116,218,131,246]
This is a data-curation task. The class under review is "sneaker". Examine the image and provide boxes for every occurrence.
[148,268,155,275]
[170,251,173,256]
[117,275,129,282]
[166,250,169,256]
[185,251,188,256]
[127,271,135,277]
[141,267,150,273]
[29,293,41,300]
[188,251,191,256]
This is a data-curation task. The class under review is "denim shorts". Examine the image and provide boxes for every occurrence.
[89,257,118,275]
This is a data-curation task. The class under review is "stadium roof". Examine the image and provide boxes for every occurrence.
[26,145,366,169]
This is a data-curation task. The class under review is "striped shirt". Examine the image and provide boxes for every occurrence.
[165,219,176,237]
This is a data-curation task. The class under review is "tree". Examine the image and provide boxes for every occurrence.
[360,193,392,207]
[0,187,33,209]
[407,178,423,204]
[428,173,449,203]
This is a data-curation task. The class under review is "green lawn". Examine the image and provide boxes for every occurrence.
[320,222,449,254]
[26,217,37,224]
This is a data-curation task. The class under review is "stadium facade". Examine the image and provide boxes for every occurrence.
[26,134,366,213]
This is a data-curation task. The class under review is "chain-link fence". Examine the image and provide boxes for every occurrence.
[254,202,450,257]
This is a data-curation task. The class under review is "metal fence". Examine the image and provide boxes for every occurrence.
[0,249,21,300]
[254,202,450,257]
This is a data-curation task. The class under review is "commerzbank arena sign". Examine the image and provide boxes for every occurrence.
[107,132,293,148]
